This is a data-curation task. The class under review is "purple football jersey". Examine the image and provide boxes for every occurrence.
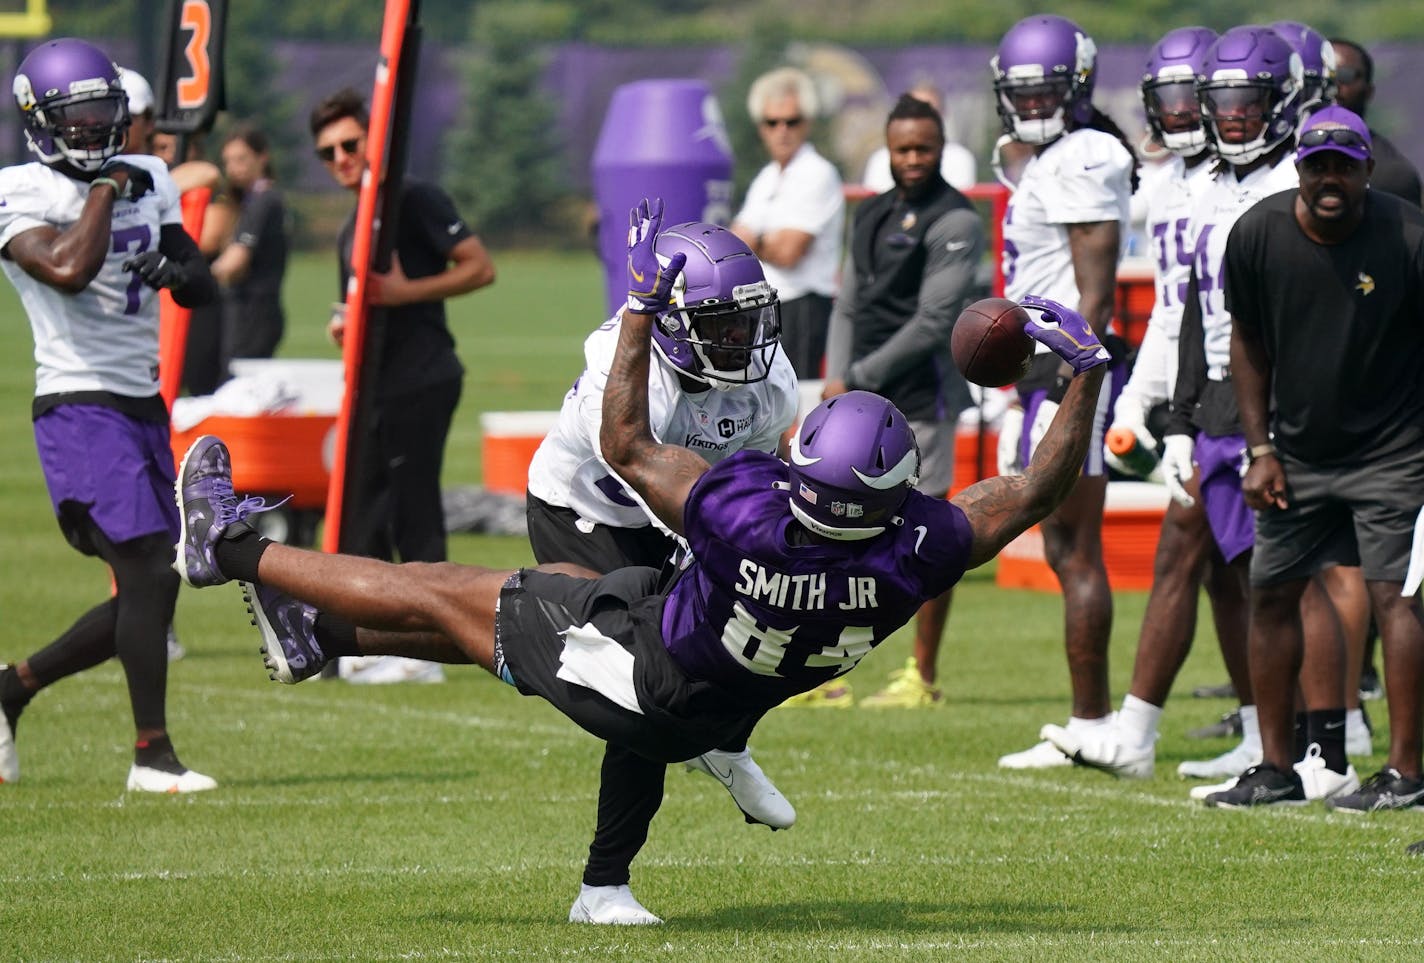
[660,450,973,700]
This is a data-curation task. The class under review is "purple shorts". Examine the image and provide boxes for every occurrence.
[1016,359,1124,478]
[1194,432,1253,563]
[34,404,179,552]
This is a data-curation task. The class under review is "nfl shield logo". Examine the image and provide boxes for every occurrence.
[830,501,846,516]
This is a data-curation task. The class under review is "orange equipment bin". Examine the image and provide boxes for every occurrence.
[1115,256,1156,350]
[996,481,1168,592]
[171,414,338,511]
[481,411,560,496]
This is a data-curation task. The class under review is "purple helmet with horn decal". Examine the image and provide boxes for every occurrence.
[12,38,129,173]
[1142,26,1217,157]
[991,14,1098,146]
[787,390,920,541]
[650,222,781,392]
[1198,25,1304,166]
[1270,21,1337,117]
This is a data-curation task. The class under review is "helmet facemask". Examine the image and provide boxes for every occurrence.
[1201,79,1298,166]
[1143,72,1208,156]
[657,275,781,391]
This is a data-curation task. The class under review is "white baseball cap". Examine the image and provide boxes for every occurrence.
[116,66,155,116]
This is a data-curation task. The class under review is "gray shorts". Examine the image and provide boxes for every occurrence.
[911,417,955,498]
[1251,445,1424,586]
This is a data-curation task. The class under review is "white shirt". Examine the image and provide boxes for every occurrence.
[1188,156,1298,372]
[0,154,180,397]
[526,313,799,529]
[1001,128,1133,352]
[733,143,844,300]
[860,141,978,194]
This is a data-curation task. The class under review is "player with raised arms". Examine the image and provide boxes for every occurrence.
[169,200,1110,925]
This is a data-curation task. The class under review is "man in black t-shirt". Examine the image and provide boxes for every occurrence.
[310,89,496,684]
[1224,106,1424,815]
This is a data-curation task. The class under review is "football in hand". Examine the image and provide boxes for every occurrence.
[951,297,1035,387]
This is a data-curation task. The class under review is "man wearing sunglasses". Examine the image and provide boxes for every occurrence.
[308,88,496,685]
[731,66,844,380]
[1227,105,1424,813]
[1329,38,1421,207]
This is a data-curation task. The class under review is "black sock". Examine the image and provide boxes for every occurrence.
[214,524,272,583]
[1306,708,1349,773]
[313,613,359,658]
[1292,711,1309,762]
[134,733,185,773]
[0,665,34,733]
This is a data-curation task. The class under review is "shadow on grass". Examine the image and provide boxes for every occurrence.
[677,898,1144,935]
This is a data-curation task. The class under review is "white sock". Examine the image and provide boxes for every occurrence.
[1238,704,1261,752]
[1066,714,1112,732]
[1117,694,1162,747]
[1346,707,1366,732]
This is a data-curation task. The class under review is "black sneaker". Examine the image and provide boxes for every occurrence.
[1407,839,1424,856]
[1192,681,1237,699]
[1188,708,1243,740]
[1203,763,1307,809]
[1326,767,1424,813]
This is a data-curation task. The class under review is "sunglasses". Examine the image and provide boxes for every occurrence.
[760,116,804,129]
[315,137,361,162]
[1335,67,1365,85]
[1299,127,1368,150]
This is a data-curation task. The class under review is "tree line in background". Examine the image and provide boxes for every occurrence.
[44,0,1424,245]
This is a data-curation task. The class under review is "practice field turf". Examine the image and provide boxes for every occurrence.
[2,250,1422,961]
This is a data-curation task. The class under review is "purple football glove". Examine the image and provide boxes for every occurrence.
[625,197,686,315]
[1018,295,1111,375]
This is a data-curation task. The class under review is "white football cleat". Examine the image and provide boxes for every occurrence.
[343,656,445,685]
[568,884,662,925]
[685,747,795,829]
[1177,741,1261,779]
[1040,722,1155,778]
[1189,776,1239,801]
[126,764,218,794]
[1294,744,1361,801]
[998,738,1072,770]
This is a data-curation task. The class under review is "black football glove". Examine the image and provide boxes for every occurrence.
[122,251,187,291]
[98,160,155,201]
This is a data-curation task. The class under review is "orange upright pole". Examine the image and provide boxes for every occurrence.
[158,186,212,409]
[321,0,413,554]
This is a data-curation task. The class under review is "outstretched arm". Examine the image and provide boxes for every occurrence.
[952,297,1109,568]
[598,199,706,537]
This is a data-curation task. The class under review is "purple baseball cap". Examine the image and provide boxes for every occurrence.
[1296,105,1372,163]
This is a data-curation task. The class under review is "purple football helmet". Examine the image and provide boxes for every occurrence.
[1270,21,1338,116]
[1142,27,1217,157]
[650,222,781,391]
[1198,26,1303,166]
[787,391,919,541]
[991,14,1098,146]
[12,38,129,173]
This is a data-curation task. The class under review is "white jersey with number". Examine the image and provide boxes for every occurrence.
[1002,127,1133,329]
[0,154,180,398]
[1188,155,1298,372]
[1121,156,1216,408]
[526,313,799,529]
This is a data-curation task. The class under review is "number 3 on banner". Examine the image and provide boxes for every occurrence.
[176,0,212,110]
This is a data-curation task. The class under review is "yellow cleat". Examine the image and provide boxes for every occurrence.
[780,678,855,708]
[859,657,942,708]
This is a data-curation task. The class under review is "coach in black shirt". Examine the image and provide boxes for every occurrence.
[310,89,496,567]
[1225,105,1424,814]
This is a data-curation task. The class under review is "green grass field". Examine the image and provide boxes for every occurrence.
[2,250,1423,961]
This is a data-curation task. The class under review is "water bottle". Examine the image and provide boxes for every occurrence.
[1106,426,1159,478]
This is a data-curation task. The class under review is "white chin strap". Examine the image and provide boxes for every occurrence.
[1161,128,1208,156]
[1215,131,1277,166]
[1011,111,1065,146]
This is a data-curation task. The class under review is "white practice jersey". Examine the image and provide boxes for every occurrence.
[0,155,180,398]
[1002,128,1133,354]
[526,313,799,529]
[1188,156,1298,372]
[1121,156,1217,407]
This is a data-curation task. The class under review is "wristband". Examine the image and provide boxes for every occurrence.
[90,177,121,196]
[1245,443,1276,466]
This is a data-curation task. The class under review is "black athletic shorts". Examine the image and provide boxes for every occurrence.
[496,568,767,762]
[524,492,677,572]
